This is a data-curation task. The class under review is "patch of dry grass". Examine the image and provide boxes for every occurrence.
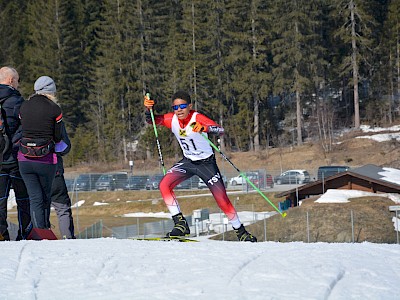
[213,196,397,243]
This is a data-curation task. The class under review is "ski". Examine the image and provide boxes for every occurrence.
[131,236,199,242]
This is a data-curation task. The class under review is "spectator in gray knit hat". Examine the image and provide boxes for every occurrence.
[18,75,64,235]
[34,76,56,95]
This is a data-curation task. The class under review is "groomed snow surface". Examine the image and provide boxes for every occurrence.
[1,238,399,300]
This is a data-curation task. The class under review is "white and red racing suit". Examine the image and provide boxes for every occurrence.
[147,110,242,228]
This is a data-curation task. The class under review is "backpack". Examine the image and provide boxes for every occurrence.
[0,100,10,165]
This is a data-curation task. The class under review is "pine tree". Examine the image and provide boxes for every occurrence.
[57,0,88,128]
[180,0,229,150]
[23,0,62,89]
[332,0,376,128]
[386,1,400,103]
[270,0,321,145]
[0,1,28,83]
[87,0,143,163]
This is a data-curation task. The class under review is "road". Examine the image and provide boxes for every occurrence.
[226,183,303,193]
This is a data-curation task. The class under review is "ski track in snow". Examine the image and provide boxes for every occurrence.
[323,269,346,300]
[227,250,266,287]
[14,243,29,281]
[14,243,41,300]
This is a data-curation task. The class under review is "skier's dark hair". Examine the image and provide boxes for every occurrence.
[171,91,191,104]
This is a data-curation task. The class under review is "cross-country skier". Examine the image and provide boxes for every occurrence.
[144,91,257,242]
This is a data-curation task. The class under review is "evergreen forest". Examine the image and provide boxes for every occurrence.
[1,0,399,166]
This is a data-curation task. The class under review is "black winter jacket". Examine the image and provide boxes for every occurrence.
[20,94,63,142]
[0,84,24,164]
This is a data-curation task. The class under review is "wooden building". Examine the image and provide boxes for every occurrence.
[275,164,400,206]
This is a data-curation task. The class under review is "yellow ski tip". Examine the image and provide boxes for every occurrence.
[281,212,287,218]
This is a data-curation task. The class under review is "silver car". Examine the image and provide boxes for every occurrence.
[274,170,310,185]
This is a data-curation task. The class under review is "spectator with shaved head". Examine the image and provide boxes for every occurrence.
[0,66,31,241]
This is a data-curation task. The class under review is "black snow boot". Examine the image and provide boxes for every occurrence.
[166,213,190,237]
[234,224,257,242]
[16,221,33,241]
[0,230,10,241]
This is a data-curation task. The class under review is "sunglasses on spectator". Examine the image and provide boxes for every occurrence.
[172,103,188,110]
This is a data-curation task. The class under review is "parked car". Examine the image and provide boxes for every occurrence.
[274,170,310,185]
[229,172,258,186]
[145,174,164,190]
[198,176,228,189]
[75,173,102,191]
[176,176,200,189]
[65,178,75,192]
[317,166,350,181]
[250,174,274,188]
[124,175,149,190]
[95,172,128,191]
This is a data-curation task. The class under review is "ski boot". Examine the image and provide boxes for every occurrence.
[234,224,257,242]
[166,213,190,237]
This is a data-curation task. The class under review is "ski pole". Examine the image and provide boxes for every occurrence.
[146,93,166,175]
[198,131,286,218]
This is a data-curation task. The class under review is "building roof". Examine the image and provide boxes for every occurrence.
[349,164,390,182]
[275,164,400,201]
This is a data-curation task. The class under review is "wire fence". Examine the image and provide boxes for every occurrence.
[75,220,103,239]
[75,205,268,240]
[64,168,321,193]
[7,206,398,244]
[259,209,400,244]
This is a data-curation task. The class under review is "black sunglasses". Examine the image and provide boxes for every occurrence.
[172,103,188,110]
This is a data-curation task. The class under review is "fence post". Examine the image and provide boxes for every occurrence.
[222,217,228,241]
[351,210,354,243]
[389,205,400,244]
[264,216,267,242]
[195,219,200,237]
[75,185,80,233]
[306,211,310,243]
[396,209,399,244]
[396,210,399,244]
